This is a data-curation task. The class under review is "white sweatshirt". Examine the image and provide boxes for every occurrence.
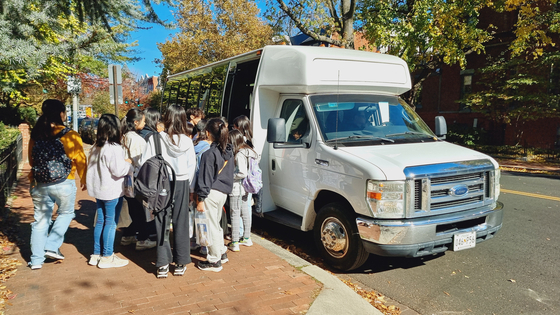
[123,131,146,175]
[139,132,196,183]
[87,143,133,200]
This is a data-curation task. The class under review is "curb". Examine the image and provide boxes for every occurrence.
[252,235,381,315]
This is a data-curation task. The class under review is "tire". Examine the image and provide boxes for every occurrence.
[313,202,369,271]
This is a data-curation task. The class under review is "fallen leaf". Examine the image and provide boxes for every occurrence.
[508,279,516,283]
[444,291,450,296]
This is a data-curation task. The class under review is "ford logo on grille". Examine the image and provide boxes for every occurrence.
[449,185,469,197]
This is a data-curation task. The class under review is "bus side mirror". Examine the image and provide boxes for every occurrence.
[267,118,286,143]
[435,116,447,140]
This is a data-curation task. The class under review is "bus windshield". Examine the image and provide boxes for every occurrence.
[310,94,437,144]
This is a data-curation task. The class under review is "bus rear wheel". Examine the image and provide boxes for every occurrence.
[313,203,369,271]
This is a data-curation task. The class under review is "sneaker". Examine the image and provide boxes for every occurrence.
[44,249,64,260]
[136,239,157,251]
[199,246,208,255]
[28,262,42,270]
[221,252,229,264]
[174,264,186,276]
[157,265,169,278]
[120,236,137,246]
[198,260,222,272]
[228,242,240,252]
[97,254,129,269]
[88,254,100,266]
[239,238,253,247]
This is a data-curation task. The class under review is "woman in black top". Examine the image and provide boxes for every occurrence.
[195,118,234,272]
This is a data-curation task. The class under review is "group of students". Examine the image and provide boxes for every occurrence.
[27,99,260,278]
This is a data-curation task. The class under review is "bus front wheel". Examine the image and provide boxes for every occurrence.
[313,203,369,271]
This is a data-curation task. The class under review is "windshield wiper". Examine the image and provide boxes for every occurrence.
[326,135,395,143]
[385,131,434,138]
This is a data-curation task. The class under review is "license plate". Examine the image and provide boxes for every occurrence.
[453,231,476,251]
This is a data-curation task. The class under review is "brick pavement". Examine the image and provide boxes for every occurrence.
[6,163,321,315]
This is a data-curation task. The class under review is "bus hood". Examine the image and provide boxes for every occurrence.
[337,141,497,180]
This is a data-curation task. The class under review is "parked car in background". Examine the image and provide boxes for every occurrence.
[79,118,98,144]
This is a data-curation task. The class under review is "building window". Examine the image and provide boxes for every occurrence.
[460,69,474,111]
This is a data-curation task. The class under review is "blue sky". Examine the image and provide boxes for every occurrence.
[127,3,178,78]
[126,1,270,79]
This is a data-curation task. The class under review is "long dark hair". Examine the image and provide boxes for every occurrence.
[144,107,161,131]
[95,114,122,147]
[122,108,144,135]
[206,118,229,153]
[233,115,253,147]
[31,99,66,141]
[162,105,189,146]
[228,129,251,156]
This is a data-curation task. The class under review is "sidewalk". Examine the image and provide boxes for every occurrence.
[5,162,379,314]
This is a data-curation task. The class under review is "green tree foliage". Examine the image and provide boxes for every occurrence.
[158,0,272,73]
[359,0,493,107]
[0,0,174,123]
[463,0,560,143]
[267,0,357,48]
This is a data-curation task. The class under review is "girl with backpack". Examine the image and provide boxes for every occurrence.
[232,115,263,220]
[139,105,196,278]
[195,118,234,272]
[87,114,133,268]
[120,109,157,251]
[227,129,260,251]
[28,99,87,270]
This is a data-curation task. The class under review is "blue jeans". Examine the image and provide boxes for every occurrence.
[30,179,77,266]
[93,197,123,257]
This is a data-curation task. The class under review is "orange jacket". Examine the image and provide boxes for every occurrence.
[28,125,87,187]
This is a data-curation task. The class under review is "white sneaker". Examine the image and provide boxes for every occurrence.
[28,262,42,270]
[89,254,100,266]
[239,238,253,247]
[120,236,137,246]
[228,242,240,252]
[97,254,129,269]
[135,240,157,251]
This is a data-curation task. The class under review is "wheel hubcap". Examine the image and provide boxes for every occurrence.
[320,217,349,258]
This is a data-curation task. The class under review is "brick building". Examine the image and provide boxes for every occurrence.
[415,7,560,149]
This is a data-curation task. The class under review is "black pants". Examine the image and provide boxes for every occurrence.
[123,196,156,241]
[155,180,191,267]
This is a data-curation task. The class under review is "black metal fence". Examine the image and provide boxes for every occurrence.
[0,134,23,209]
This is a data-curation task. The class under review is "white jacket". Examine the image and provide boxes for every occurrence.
[87,143,133,200]
[230,147,260,196]
[139,132,196,182]
[123,131,146,175]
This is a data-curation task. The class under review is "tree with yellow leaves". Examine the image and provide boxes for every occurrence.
[158,0,273,74]
[359,0,494,108]
[462,0,560,142]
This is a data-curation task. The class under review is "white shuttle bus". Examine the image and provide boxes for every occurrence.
[163,45,503,271]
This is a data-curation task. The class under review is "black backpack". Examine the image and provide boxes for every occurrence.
[134,132,176,223]
[31,128,72,183]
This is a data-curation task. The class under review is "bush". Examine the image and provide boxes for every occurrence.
[0,123,21,149]
[447,125,488,146]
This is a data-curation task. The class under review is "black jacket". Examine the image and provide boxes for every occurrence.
[195,142,234,198]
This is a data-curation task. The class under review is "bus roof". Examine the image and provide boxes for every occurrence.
[167,45,412,95]
[167,49,263,83]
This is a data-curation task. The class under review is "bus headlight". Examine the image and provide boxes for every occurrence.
[367,180,405,218]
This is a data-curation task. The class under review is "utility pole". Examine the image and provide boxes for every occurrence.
[109,64,123,116]
[67,76,82,131]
